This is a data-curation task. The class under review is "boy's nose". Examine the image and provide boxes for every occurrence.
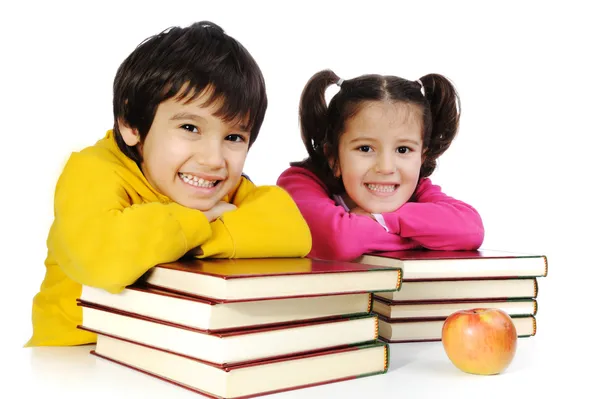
[194,141,225,169]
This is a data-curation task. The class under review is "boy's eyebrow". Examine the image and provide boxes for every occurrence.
[171,112,204,122]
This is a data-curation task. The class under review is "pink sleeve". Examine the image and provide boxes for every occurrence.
[382,178,485,250]
[277,167,416,261]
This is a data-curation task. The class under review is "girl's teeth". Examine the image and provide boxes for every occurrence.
[179,173,218,188]
[367,184,396,193]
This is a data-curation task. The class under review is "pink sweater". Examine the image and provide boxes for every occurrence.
[277,166,484,261]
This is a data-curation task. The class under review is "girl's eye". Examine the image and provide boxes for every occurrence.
[226,134,246,143]
[397,146,411,154]
[357,145,372,152]
[181,124,199,133]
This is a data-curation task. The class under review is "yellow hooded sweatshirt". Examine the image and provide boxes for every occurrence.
[26,130,312,346]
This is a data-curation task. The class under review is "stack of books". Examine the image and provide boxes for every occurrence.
[77,257,402,398]
[354,249,548,343]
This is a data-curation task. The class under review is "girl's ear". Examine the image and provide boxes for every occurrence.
[421,147,428,165]
[324,143,341,177]
[118,119,141,146]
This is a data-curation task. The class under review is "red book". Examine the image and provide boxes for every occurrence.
[79,284,373,332]
[141,257,402,301]
[372,296,537,320]
[91,331,389,399]
[373,278,538,302]
[355,249,548,281]
[78,301,380,367]
[376,314,537,343]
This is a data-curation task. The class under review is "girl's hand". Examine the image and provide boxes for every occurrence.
[350,207,376,220]
[204,201,237,222]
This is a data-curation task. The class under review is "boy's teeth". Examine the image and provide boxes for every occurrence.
[179,173,218,188]
[367,184,396,193]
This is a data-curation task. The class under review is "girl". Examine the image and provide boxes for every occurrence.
[277,69,484,261]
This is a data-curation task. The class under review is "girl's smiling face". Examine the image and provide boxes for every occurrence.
[334,101,424,214]
[120,88,250,211]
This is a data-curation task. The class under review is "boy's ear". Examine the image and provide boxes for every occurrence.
[323,143,340,177]
[118,119,141,146]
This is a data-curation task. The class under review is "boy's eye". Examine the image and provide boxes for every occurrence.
[226,134,246,143]
[397,146,411,154]
[357,145,372,152]
[181,124,199,133]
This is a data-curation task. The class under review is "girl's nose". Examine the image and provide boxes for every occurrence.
[375,153,395,174]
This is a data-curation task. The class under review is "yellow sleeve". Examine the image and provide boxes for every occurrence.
[49,153,212,293]
[199,177,312,258]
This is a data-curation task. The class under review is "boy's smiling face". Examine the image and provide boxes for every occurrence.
[120,88,250,211]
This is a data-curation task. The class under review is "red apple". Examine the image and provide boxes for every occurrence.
[441,308,517,375]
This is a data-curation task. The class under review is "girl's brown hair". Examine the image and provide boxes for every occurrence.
[292,69,460,194]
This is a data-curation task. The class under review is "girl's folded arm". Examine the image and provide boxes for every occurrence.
[277,167,406,261]
[382,178,484,250]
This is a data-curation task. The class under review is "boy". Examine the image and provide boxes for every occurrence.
[26,21,311,347]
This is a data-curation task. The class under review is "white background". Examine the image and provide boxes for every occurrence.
[1,0,598,393]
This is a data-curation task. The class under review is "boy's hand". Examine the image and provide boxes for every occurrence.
[350,207,376,220]
[203,201,237,222]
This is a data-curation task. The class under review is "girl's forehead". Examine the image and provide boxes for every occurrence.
[342,101,423,143]
[349,101,422,127]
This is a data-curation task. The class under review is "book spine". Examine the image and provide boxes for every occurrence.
[396,270,402,290]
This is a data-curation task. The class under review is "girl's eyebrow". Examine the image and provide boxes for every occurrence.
[348,136,377,144]
[397,139,421,146]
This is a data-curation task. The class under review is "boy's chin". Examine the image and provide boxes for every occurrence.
[173,196,221,212]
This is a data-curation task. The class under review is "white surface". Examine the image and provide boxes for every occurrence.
[7,322,590,398]
[2,0,599,396]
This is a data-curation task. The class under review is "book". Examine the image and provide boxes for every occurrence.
[141,257,402,301]
[91,332,389,399]
[78,303,379,366]
[372,297,537,320]
[79,284,373,332]
[377,314,536,343]
[374,278,538,302]
[355,249,548,281]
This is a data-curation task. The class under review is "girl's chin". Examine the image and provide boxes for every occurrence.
[360,201,408,214]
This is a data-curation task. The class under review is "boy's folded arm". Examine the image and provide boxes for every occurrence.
[276,167,406,261]
[383,178,485,250]
[199,178,312,258]
[51,155,212,294]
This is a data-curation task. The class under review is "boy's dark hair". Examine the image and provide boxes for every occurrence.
[292,69,460,194]
[113,21,267,163]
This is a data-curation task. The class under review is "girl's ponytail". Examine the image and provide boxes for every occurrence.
[418,74,461,178]
[298,69,341,169]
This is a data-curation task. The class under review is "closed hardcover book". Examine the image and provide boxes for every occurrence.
[91,332,389,399]
[356,249,548,281]
[141,257,402,301]
[377,314,536,343]
[374,278,538,302]
[79,284,373,332]
[372,297,537,320]
[78,302,380,366]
